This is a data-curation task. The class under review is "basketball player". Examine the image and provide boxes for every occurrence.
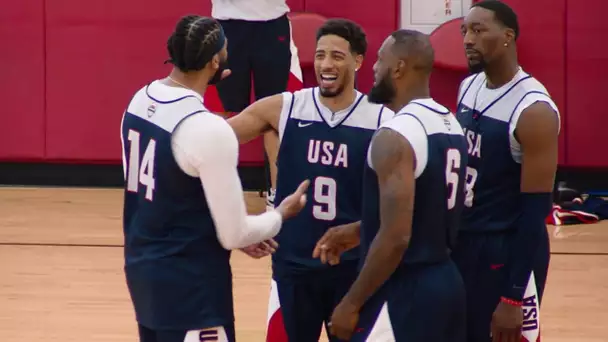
[120,15,309,342]
[317,29,468,342]
[454,1,559,341]
[228,19,393,342]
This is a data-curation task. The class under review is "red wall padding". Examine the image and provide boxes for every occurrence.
[566,0,608,167]
[509,0,567,166]
[0,0,46,160]
[0,0,606,167]
[45,0,211,162]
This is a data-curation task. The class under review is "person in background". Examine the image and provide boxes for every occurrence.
[211,0,294,210]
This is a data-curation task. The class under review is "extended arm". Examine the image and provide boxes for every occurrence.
[172,113,284,249]
[227,94,283,144]
[341,128,415,309]
[506,101,559,301]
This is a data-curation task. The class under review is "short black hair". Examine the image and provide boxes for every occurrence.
[316,19,368,56]
[472,0,519,40]
[166,15,223,72]
[390,29,434,73]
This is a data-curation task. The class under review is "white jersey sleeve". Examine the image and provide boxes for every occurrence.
[171,113,284,250]
[278,91,295,141]
[370,114,429,178]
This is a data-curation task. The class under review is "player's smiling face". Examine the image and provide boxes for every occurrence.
[314,34,361,98]
[461,7,509,73]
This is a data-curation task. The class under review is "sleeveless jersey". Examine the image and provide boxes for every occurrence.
[360,99,468,265]
[121,81,233,330]
[272,87,393,277]
[456,68,560,233]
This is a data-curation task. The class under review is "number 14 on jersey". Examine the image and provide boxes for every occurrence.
[125,129,156,201]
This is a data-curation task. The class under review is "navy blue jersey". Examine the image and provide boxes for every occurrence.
[360,99,468,265]
[456,69,559,233]
[272,87,393,276]
[121,81,233,330]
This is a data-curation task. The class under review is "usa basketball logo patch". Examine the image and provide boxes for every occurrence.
[147,103,157,117]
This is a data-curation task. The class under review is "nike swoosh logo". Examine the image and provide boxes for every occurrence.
[298,122,313,127]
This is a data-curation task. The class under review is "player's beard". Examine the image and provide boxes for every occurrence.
[208,58,229,85]
[319,83,347,98]
[319,75,347,98]
[468,58,487,74]
[368,70,395,105]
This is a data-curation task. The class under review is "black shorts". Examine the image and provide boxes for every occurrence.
[216,14,291,113]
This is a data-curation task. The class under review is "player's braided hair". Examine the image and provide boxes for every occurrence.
[166,15,223,72]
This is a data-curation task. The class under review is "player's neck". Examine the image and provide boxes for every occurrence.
[484,57,519,89]
[389,82,430,113]
[319,87,357,113]
[165,70,208,97]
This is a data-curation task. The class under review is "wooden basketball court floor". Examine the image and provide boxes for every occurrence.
[0,187,607,342]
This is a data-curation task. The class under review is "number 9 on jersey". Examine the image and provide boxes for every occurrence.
[312,176,337,221]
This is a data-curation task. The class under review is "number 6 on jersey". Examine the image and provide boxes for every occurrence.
[445,149,461,210]
[312,176,337,221]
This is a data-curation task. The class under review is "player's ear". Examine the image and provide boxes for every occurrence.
[354,54,364,72]
[504,28,515,47]
[393,59,406,79]
[210,54,220,69]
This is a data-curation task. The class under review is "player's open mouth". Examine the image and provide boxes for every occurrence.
[320,73,338,87]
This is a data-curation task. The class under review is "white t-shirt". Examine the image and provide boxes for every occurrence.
[211,0,289,21]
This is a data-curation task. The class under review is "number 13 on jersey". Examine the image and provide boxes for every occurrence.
[312,176,337,221]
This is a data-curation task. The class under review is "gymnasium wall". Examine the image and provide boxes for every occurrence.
[0,0,606,169]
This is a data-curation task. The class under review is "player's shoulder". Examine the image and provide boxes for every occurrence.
[173,111,236,156]
[394,98,464,136]
[129,80,205,114]
[514,70,559,116]
[342,92,395,130]
[458,72,485,98]
[290,87,314,102]
[517,70,551,95]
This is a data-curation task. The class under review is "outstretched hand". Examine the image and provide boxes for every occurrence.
[313,222,361,265]
[275,180,310,220]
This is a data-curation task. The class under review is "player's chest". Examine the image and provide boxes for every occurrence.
[457,105,511,162]
[281,122,373,170]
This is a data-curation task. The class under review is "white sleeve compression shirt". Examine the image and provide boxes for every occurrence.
[171,112,283,250]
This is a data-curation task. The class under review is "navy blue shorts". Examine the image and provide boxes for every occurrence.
[352,260,466,342]
[137,324,235,342]
[451,230,550,342]
[267,261,358,342]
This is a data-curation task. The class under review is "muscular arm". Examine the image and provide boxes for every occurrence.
[517,102,559,193]
[341,128,415,309]
[227,94,283,144]
[172,113,284,250]
[506,101,559,300]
